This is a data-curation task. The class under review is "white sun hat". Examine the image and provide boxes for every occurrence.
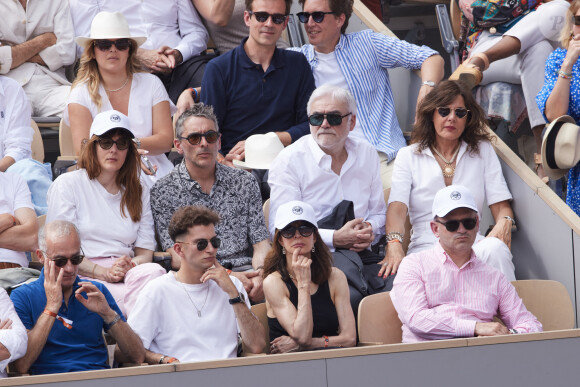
[76,11,147,49]
[233,132,284,170]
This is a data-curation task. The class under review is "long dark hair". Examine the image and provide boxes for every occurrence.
[263,228,333,285]
[411,80,492,154]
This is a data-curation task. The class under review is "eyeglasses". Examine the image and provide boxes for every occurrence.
[97,136,132,150]
[280,225,315,239]
[308,113,351,126]
[435,218,477,232]
[93,39,132,51]
[436,107,470,119]
[177,237,221,251]
[575,16,580,25]
[178,131,221,146]
[248,11,288,24]
[41,250,85,267]
[296,11,337,23]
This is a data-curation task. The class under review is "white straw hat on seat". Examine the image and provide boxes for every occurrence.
[76,11,146,49]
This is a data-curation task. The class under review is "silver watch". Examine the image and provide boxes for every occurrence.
[422,80,436,87]
[133,138,141,149]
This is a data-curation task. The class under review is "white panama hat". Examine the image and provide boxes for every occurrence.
[76,11,147,49]
[233,132,284,170]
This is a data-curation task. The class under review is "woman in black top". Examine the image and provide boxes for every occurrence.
[263,201,356,354]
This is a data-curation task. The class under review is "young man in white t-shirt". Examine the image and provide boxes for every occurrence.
[128,205,266,363]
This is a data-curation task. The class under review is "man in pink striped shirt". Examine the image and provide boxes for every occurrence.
[390,185,541,343]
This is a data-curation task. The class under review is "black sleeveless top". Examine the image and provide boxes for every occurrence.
[268,278,340,342]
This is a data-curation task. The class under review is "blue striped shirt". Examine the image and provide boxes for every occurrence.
[294,30,438,161]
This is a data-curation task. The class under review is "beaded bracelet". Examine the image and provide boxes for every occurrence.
[188,87,199,102]
[558,70,573,79]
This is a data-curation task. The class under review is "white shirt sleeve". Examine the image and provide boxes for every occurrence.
[2,79,33,162]
[37,0,76,71]
[0,289,27,376]
[46,173,78,224]
[388,145,413,208]
[364,145,387,237]
[174,0,208,62]
[135,186,155,251]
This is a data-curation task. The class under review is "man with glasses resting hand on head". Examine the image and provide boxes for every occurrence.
[129,206,265,363]
[10,220,145,375]
[151,104,270,303]
[390,185,542,343]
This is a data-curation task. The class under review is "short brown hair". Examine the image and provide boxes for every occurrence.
[299,0,353,34]
[168,206,220,242]
[246,0,293,15]
[411,80,492,155]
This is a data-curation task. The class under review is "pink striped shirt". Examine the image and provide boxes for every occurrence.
[390,243,542,343]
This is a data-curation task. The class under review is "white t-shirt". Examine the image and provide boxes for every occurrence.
[65,73,176,188]
[0,289,27,377]
[0,172,34,266]
[388,141,512,253]
[128,272,250,362]
[46,169,155,258]
[313,51,365,142]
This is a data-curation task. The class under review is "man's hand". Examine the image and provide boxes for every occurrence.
[248,274,264,302]
[200,262,239,298]
[75,282,116,319]
[225,140,246,165]
[103,256,133,283]
[0,213,17,233]
[378,242,405,278]
[486,218,512,250]
[0,319,13,330]
[332,218,373,251]
[230,271,256,294]
[270,335,300,354]
[176,89,196,117]
[44,259,64,313]
[138,48,173,74]
[474,322,510,337]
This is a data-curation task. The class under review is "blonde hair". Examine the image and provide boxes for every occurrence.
[562,0,580,49]
[72,40,142,110]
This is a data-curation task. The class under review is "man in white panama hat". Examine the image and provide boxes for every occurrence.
[0,0,75,117]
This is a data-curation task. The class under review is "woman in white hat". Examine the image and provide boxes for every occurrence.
[65,11,175,188]
[263,201,355,354]
[47,110,165,317]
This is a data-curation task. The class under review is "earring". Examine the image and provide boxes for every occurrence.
[312,246,315,252]
[282,247,286,255]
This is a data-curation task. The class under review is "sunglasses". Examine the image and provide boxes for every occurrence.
[280,225,315,239]
[297,11,337,23]
[308,112,352,126]
[178,237,221,251]
[97,136,132,150]
[435,218,477,232]
[93,39,132,51]
[436,107,470,119]
[179,130,221,146]
[575,16,580,26]
[42,251,85,268]
[248,11,288,24]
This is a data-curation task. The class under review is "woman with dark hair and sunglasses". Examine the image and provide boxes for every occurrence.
[263,201,355,354]
[46,110,165,317]
[379,80,517,281]
[65,11,175,188]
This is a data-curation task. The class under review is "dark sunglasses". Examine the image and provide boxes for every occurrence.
[248,11,287,24]
[93,39,132,51]
[97,136,132,150]
[179,130,221,146]
[575,16,580,26]
[435,218,477,232]
[436,107,470,119]
[178,237,221,251]
[42,251,85,267]
[297,11,337,23]
[308,112,351,126]
[280,225,315,239]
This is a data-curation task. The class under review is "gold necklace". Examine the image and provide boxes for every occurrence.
[176,272,209,318]
[104,77,129,92]
[432,145,460,178]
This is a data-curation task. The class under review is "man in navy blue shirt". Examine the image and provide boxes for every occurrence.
[10,220,144,375]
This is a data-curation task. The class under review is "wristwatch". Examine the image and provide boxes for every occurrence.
[422,80,436,87]
[229,292,245,305]
[133,138,141,149]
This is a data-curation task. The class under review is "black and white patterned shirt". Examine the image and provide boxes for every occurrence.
[150,161,269,268]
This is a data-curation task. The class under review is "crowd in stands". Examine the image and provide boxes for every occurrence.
[8,0,580,377]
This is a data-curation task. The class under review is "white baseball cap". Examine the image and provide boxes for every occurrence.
[431,185,478,219]
[274,201,318,230]
[89,110,135,139]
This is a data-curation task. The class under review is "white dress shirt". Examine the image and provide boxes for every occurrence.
[69,0,208,62]
[0,288,27,378]
[268,135,386,249]
[0,77,32,162]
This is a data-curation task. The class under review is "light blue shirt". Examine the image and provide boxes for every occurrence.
[294,30,438,161]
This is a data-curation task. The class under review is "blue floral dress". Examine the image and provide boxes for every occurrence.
[537,48,580,215]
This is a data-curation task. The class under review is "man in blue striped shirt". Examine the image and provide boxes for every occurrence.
[294,0,444,189]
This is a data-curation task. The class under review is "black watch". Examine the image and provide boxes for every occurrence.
[229,292,245,305]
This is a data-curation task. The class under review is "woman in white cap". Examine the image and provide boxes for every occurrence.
[65,11,175,188]
[263,201,355,354]
[47,110,165,317]
[383,80,516,281]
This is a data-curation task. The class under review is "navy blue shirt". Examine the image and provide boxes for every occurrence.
[10,270,125,375]
[201,38,315,154]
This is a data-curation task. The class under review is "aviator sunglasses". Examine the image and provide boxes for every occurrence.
[308,112,352,126]
[41,250,85,267]
[280,224,315,239]
[297,11,337,23]
[435,218,477,232]
[436,107,470,119]
[97,136,132,150]
[177,237,221,251]
[179,130,221,146]
[93,39,132,51]
[248,11,288,24]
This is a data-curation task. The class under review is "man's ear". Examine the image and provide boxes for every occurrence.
[173,243,185,258]
[429,221,439,237]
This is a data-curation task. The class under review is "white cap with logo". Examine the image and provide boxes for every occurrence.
[274,200,318,230]
[431,185,478,219]
[89,110,135,139]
